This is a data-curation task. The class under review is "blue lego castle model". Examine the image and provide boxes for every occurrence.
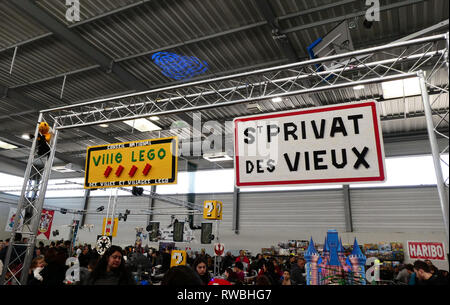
[304,230,366,285]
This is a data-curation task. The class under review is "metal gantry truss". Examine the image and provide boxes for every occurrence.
[1,33,448,285]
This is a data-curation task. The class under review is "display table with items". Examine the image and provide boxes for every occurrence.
[261,230,406,285]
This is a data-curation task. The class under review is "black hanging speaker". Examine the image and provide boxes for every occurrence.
[132,186,144,196]
[146,222,160,241]
[201,223,213,244]
[173,222,184,242]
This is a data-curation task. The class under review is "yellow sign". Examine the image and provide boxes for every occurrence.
[203,200,222,220]
[84,137,178,189]
[170,250,187,267]
[102,217,119,237]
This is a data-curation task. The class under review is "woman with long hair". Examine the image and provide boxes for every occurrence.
[193,256,211,285]
[87,245,135,285]
[261,260,281,285]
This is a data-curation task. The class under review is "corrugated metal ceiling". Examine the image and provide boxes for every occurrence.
[0,0,448,169]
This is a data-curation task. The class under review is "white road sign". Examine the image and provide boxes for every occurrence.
[233,101,386,187]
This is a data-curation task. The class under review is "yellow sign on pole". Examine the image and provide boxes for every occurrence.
[102,217,119,237]
[170,250,187,267]
[203,200,222,220]
[84,137,178,189]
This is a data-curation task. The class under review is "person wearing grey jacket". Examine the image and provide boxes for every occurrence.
[396,264,414,284]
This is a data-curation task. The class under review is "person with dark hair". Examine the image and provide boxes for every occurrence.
[233,261,245,283]
[413,260,447,285]
[87,245,135,285]
[38,241,45,257]
[221,251,234,274]
[162,265,203,285]
[78,257,99,285]
[429,265,439,275]
[224,267,242,285]
[255,274,272,285]
[437,269,449,283]
[161,247,171,273]
[260,260,280,285]
[290,257,306,285]
[395,264,414,284]
[272,258,283,277]
[78,245,91,268]
[193,256,211,285]
[281,269,295,285]
[40,247,67,285]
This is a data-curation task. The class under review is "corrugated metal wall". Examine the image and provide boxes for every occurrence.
[351,186,445,232]
[0,185,447,252]
[238,190,346,231]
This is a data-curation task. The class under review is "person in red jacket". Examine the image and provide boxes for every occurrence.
[235,250,250,271]
[272,258,283,277]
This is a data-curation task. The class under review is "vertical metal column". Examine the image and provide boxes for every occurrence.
[343,185,354,232]
[148,185,157,223]
[232,186,240,234]
[213,220,221,276]
[418,71,449,242]
[0,116,60,285]
[187,161,198,229]
[80,189,90,226]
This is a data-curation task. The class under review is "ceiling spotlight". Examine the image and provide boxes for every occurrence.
[21,133,31,140]
[353,85,365,90]
[124,118,161,132]
[348,20,357,30]
[272,97,283,103]
[149,116,160,121]
[99,123,109,128]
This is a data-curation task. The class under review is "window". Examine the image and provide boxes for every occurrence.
[0,154,448,196]
[349,154,449,188]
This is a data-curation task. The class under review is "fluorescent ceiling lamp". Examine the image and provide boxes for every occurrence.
[21,133,31,140]
[272,97,283,103]
[149,116,160,121]
[381,77,422,99]
[99,123,109,128]
[124,118,161,132]
[353,85,365,90]
[0,140,18,150]
[203,152,233,162]
[51,165,76,173]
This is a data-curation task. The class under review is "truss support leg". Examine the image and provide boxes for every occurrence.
[418,71,449,243]
[0,116,59,285]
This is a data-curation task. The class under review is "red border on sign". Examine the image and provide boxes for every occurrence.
[234,102,385,186]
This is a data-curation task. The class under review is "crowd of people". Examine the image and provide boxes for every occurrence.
[0,236,448,286]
